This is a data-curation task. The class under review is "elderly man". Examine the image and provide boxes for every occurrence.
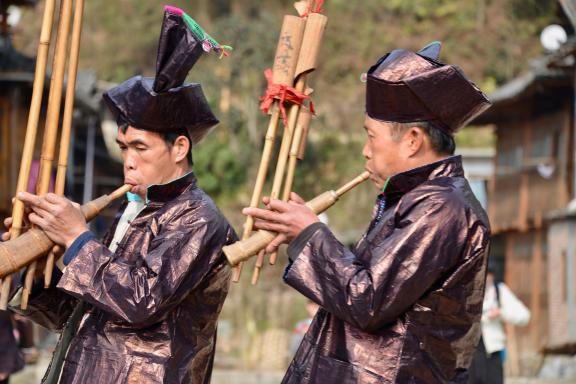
[5,7,236,384]
[245,42,492,383]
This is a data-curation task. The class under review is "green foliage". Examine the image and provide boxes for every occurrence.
[12,0,560,219]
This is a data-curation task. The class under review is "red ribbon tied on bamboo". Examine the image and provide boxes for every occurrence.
[259,69,315,126]
[302,0,324,17]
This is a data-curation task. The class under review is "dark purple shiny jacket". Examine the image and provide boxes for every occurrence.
[19,173,237,383]
[0,311,24,378]
[282,156,490,383]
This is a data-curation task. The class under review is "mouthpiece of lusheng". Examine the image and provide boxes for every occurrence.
[0,185,131,279]
[224,171,370,266]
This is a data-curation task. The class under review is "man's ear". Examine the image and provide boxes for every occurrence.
[400,127,425,157]
[172,135,191,163]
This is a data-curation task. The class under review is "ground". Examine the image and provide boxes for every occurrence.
[8,351,575,384]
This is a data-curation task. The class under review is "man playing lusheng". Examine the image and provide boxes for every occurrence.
[245,42,492,383]
[5,7,236,383]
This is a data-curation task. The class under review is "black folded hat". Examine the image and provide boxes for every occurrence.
[365,42,491,135]
[103,6,229,144]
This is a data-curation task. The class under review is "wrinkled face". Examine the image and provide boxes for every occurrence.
[116,126,182,198]
[362,116,406,189]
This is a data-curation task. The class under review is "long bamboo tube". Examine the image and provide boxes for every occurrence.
[232,15,306,282]
[253,12,327,281]
[251,75,306,284]
[283,107,312,199]
[224,172,370,266]
[0,0,58,311]
[0,185,132,279]
[44,0,85,288]
[22,0,74,310]
[277,11,327,242]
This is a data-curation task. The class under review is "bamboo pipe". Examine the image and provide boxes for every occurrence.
[254,12,327,278]
[232,15,306,282]
[0,0,58,311]
[283,108,312,200]
[44,0,86,288]
[22,0,74,310]
[251,75,306,284]
[224,171,370,266]
[0,185,132,280]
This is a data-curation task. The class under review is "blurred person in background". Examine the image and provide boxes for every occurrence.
[289,300,320,357]
[468,266,530,384]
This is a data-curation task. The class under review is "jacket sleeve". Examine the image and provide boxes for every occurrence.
[57,209,233,328]
[9,268,78,331]
[284,195,489,333]
[499,283,530,326]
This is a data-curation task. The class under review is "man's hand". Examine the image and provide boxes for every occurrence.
[487,307,501,320]
[242,192,319,254]
[2,217,13,241]
[16,192,88,248]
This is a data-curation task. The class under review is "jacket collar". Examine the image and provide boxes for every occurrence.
[382,155,464,203]
[145,171,197,204]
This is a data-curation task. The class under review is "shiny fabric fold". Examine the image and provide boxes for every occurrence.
[282,156,491,383]
[18,173,237,384]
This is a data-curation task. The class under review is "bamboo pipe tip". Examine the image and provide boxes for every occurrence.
[109,185,132,201]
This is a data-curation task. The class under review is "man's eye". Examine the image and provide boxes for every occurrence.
[136,147,147,151]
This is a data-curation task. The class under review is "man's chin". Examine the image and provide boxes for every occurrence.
[129,185,144,196]
[367,174,385,190]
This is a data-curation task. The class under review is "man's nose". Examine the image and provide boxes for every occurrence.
[362,143,371,159]
[124,152,137,170]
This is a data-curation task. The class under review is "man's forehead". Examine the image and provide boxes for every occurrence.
[117,126,162,142]
[364,117,393,132]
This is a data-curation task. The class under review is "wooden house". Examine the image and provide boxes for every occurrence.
[472,33,576,374]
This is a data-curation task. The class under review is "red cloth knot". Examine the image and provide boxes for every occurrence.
[259,69,315,126]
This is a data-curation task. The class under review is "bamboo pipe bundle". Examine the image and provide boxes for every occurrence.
[251,11,327,283]
[0,185,131,280]
[21,0,74,310]
[224,172,370,267]
[44,0,85,288]
[0,0,58,311]
[231,14,306,282]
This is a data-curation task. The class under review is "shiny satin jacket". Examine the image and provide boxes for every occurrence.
[283,156,490,383]
[24,173,237,383]
[0,311,24,378]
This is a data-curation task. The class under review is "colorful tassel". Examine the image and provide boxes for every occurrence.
[164,5,233,57]
[164,5,183,16]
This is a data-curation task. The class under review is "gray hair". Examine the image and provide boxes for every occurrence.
[389,121,455,155]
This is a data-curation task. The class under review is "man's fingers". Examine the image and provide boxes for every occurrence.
[289,192,306,204]
[28,204,53,220]
[1,232,10,241]
[28,212,50,230]
[44,193,70,206]
[243,207,283,223]
[265,234,287,254]
[266,199,292,213]
[17,192,54,211]
[252,219,288,234]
